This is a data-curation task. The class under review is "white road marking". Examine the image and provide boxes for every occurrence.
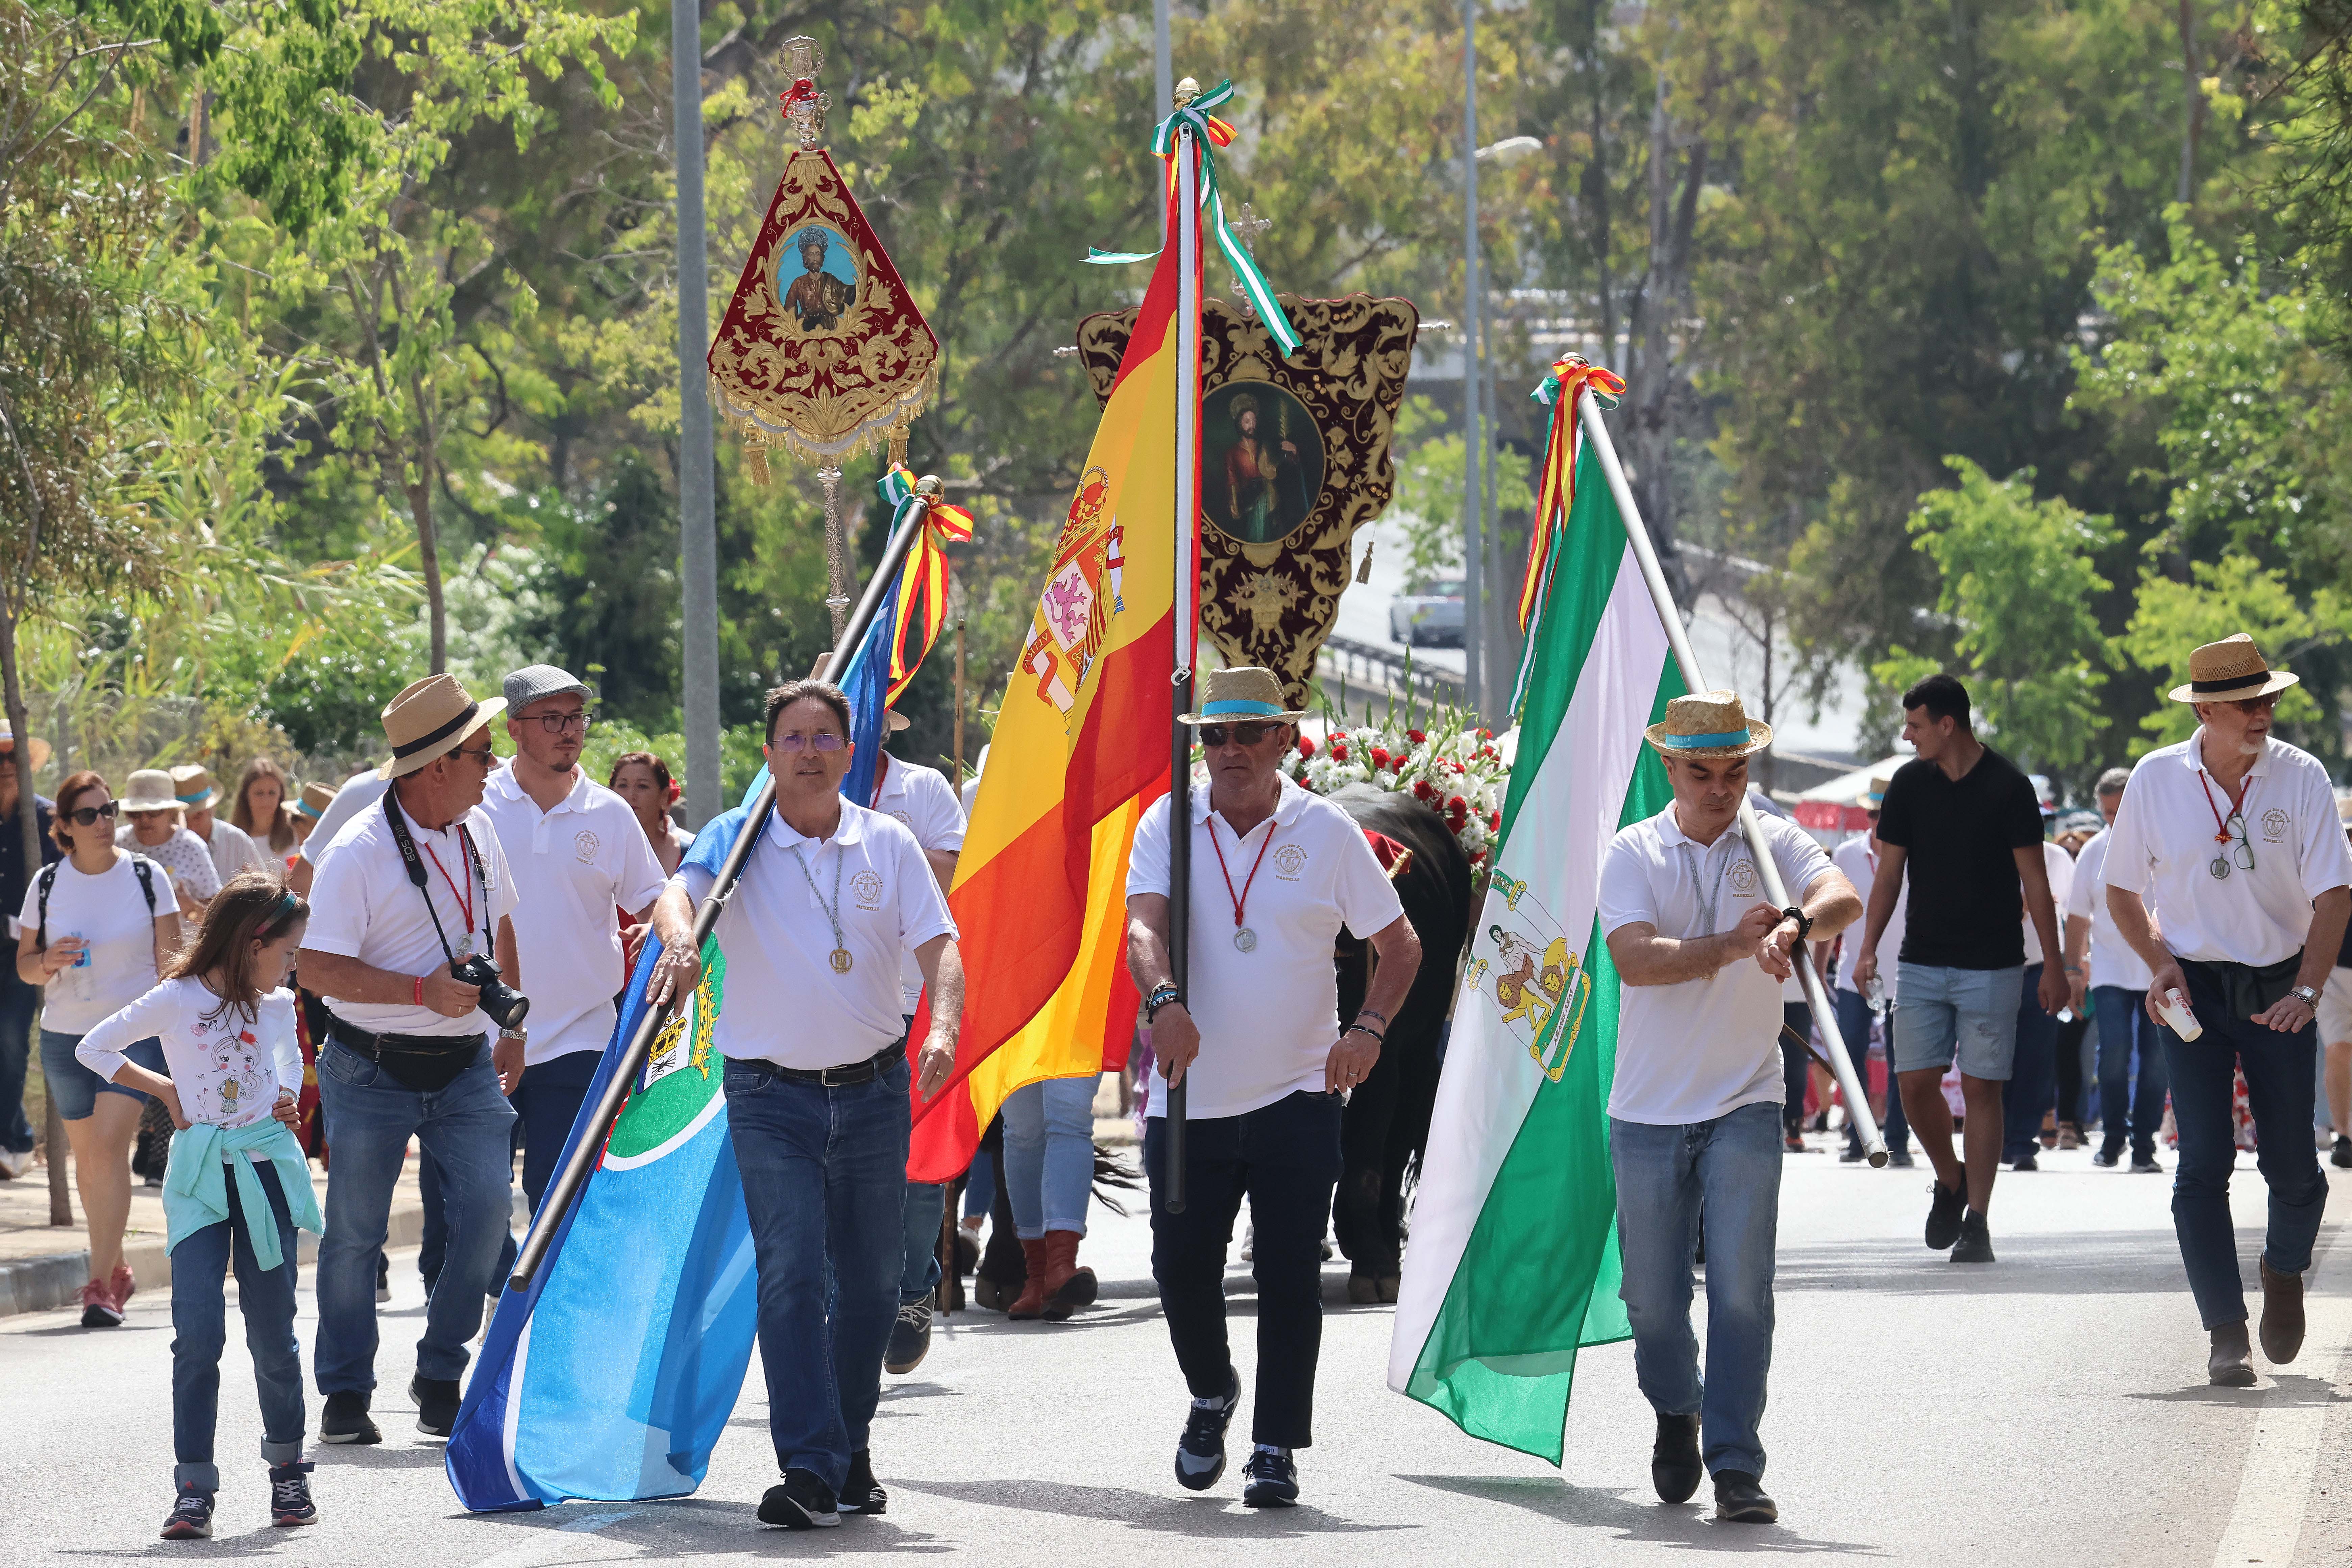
[2208,1225,2348,1568]
[468,1508,635,1568]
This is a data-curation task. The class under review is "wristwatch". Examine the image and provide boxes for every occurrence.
[498,1026,529,1043]
[1144,982,1182,1021]
[2290,984,2321,1008]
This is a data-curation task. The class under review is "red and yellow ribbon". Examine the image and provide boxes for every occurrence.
[1516,359,1626,635]
[879,465,974,705]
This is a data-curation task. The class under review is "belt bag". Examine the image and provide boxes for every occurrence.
[2184,952,2302,1022]
[332,1021,486,1092]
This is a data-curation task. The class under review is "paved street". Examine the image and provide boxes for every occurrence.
[6,1138,2350,1565]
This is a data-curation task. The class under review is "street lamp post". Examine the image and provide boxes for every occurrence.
[1461,0,1484,721]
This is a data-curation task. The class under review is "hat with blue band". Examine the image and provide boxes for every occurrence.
[1642,689,1772,760]
[168,763,219,812]
[1178,666,1308,726]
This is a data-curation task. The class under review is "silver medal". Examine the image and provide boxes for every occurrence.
[1234,927,1257,953]
[2208,856,2231,881]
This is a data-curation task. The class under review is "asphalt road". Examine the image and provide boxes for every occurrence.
[6,1136,2350,1566]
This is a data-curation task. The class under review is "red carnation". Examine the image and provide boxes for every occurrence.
[1447,794,1469,817]
[1297,735,1316,759]
[1479,728,1494,740]
[1330,741,1349,763]
[1412,780,1435,802]
[1371,746,1392,769]
[1489,809,1502,830]
[1406,728,1427,744]
[1470,847,1488,865]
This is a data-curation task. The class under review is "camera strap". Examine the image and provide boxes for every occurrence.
[382,788,484,965]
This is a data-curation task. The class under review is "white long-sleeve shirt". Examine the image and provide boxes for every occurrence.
[77,978,302,1133]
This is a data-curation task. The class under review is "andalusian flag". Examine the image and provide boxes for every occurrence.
[1388,370,1684,1462]
[903,189,1192,1179]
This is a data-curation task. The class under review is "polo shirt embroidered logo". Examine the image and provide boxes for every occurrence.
[851,869,884,909]
[1729,859,1758,895]
[574,829,600,861]
[2262,808,2289,843]
[889,809,913,828]
[1272,843,1309,879]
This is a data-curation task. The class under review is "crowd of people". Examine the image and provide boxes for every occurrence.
[0,627,2342,1539]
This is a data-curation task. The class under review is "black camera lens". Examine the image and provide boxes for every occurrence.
[452,954,530,1030]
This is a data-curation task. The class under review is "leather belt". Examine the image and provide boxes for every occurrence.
[738,1038,906,1087]
[330,1020,486,1059]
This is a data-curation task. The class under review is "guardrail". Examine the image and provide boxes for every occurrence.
[1314,634,1467,722]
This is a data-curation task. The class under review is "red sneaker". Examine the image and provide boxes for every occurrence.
[110,1263,136,1310]
[79,1280,123,1328]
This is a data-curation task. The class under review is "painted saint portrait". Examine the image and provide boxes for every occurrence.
[775,224,858,334]
[1201,382,1322,545]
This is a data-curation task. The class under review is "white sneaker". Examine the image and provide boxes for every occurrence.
[0,1147,30,1180]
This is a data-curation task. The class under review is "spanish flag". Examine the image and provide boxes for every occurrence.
[903,188,1194,1180]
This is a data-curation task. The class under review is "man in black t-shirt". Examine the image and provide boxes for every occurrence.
[1852,675,2064,1264]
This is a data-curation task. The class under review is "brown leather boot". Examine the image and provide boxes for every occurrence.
[2259,1259,2306,1364]
[2208,1320,2256,1387]
[1040,1231,1093,1321]
[1007,1238,1052,1320]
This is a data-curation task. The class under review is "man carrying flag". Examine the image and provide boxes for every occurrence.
[641,677,963,1530]
[1597,691,1859,1523]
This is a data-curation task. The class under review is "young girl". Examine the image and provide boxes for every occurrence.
[77,872,324,1540]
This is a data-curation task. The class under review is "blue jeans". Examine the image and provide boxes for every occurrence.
[2003,963,2061,1160]
[1836,987,1909,1155]
[1611,1100,1782,1479]
[963,1148,995,1219]
[2161,961,2327,1329]
[725,1054,910,1492]
[899,1181,946,1304]
[1002,1075,1096,1238]
[39,1027,164,1119]
[313,1041,515,1392]
[2093,986,2168,1162]
[514,1049,601,1213]
[0,965,38,1153]
[172,1161,305,1493]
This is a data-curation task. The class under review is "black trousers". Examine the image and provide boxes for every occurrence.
[1144,1088,1343,1448]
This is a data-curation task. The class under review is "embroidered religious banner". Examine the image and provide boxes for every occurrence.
[1075,294,1420,704]
[707,47,939,479]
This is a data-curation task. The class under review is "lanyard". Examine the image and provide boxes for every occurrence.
[2196,768,2255,844]
[789,841,851,973]
[1206,813,1279,932]
[420,838,476,936]
[1675,834,1738,935]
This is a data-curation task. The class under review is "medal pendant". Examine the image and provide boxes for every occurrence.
[830,948,854,974]
[2208,856,2230,881]
[1234,927,1257,953]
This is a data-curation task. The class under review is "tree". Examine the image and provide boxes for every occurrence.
[1871,457,2115,782]
[2117,556,2351,751]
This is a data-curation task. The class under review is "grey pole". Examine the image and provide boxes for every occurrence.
[675,0,721,831]
[1460,0,1484,721]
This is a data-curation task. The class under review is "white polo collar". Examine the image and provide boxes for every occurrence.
[872,751,908,806]
[767,796,866,850]
[487,762,592,816]
[1652,801,1746,851]
[1192,773,1309,832]
[2182,727,2277,782]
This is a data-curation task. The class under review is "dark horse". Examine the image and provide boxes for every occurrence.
[1327,783,1475,1302]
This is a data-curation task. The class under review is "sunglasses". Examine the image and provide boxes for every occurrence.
[1198,722,1279,747]
[772,733,846,754]
[64,801,119,827]
[449,746,498,769]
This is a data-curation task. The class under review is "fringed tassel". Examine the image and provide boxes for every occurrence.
[746,446,771,486]
[1355,537,1374,584]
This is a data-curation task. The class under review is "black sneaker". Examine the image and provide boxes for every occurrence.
[410,1374,461,1439]
[268,1461,317,1526]
[2334,1135,2352,1170]
[1241,1448,1299,1508]
[758,1468,841,1529]
[1951,1210,1995,1263]
[1837,1142,1864,1164]
[2091,1147,2121,1168]
[320,1390,380,1445]
[2010,1152,2038,1172]
[160,1487,214,1540]
[884,1298,932,1375]
[1713,1470,1778,1524]
[1175,1366,1240,1491]
[1887,1149,1915,1169]
[376,1253,391,1304]
[837,1449,887,1515]
[1650,1411,1702,1504]
[1925,1175,1966,1250]
[2131,1155,2164,1174]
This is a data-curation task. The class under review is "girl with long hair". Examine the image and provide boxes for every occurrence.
[229,759,297,856]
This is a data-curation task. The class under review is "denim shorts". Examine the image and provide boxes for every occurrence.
[1891,964,2024,1081]
[40,1028,166,1120]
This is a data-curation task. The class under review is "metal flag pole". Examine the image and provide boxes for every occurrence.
[1460,0,1485,721]
[1162,96,1202,1215]
[511,477,947,1291]
[1574,397,1886,1165]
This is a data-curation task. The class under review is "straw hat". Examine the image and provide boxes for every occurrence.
[1642,690,1772,760]
[0,727,51,771]
[168,763,219,812]
[2169,632,2299,704]
[376,673,507,780]
[1860,775,1892,809]
[295,782,338,820]
[1177,666,1307,726]
[121,769,182,813]
[804,654,909,732]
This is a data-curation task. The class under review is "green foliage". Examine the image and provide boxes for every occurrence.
[1386,395,1536,590]
[1872,457,2114,776]
[2116,558,2352,751]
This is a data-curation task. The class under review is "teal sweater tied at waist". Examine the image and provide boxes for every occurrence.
[162,1119,323,1271]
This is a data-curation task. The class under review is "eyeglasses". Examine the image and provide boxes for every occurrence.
[2210,811,2257,880]
[1198,723,1277,747]
[63,801,118,827]
[449,746,498,769]
[523,710,594,734]
[2227,694,2281,716]
[772,733,845,754]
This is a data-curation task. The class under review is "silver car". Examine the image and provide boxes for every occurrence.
[1389,578,1465,647]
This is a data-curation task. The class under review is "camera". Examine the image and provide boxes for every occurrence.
[451,953,530,1031]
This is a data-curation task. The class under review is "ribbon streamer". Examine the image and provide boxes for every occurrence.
[876,465,973,705]
[1084,80,1301,357]
[1510,358,1627,710]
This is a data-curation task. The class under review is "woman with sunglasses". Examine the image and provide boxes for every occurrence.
[17,770,186,1326]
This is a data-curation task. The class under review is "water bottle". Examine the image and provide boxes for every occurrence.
[68,930,88,969]
[1864,970,1885,1008]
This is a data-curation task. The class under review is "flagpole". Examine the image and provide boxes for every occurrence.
[1574,397,1886,1166]
[510,479,946,1292]
[1163,98,1202,1215]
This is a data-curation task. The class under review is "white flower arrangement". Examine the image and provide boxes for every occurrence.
[1277,707,1508,865]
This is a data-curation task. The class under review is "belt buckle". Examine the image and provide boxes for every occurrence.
[819,1062,854,1087]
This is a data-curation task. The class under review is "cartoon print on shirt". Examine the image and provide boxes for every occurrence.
[209,1028,268,1122]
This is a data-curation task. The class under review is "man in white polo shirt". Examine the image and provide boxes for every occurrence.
[642,678,962,1530]
[1600,690,1860,1526]
[1817,778,1912,1166]
[2104,633,2352,1387]
[2062,766,2167,1172]
[1126,667,1422,1511]
[479,664,666,1213]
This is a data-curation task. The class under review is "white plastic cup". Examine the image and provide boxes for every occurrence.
[2155,987,2202,1043]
